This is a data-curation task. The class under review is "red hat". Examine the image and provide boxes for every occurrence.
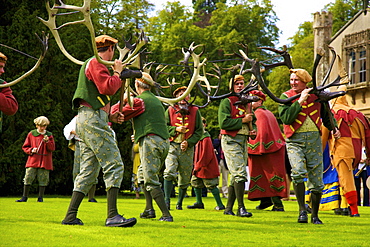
[249,90,266,101]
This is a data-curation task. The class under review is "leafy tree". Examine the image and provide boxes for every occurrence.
[0,0,146,196]
[324,0,363,34]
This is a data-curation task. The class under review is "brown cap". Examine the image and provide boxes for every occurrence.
[95,35,118,49]
[0,52,7,63]
[289,69,312,83]
[229,74,245,90]
[136,72,153,85]
[173,86,187,97]
[234,75,245,82]
[249,90,266,101]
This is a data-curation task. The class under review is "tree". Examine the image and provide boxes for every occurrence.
[0,0,145,195]
[324,0,363,34]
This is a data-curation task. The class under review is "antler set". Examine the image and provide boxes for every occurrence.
[14,0,346,112]
[0,32,49,88]
[248,45,347,105]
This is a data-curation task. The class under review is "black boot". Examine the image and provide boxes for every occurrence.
[294,183,308,223]
[271,196,284,211]
[234,182,252,217]
[311,191,323,224]
[256,197,273,210]
[224,185,236,215]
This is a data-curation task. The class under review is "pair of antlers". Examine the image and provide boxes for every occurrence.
[38,0,210,106]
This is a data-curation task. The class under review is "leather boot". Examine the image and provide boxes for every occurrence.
[224,185,236,215]
[310,191,323,224]
[163,179,173,210]
[294,183,308,223]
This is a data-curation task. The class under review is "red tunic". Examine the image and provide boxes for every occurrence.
[0,81,18,116]
[283,89,322,138]
[247,106,287,200]
[22,130,55,170]
[168,105,198,141]
[193,133,220,179]
[85,58,122,96]
[220,96,248,137]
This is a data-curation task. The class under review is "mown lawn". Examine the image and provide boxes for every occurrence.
[1,194,369,246]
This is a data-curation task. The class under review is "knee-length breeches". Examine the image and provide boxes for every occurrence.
[221,134,248,184]
[164,142,194,189]
[286,131,324,192]
[74,107,124,194]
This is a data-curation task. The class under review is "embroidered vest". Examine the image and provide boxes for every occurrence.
[220,96,248,137]
[72,57,111,110]
[283,89,322,138]
[169,105,198,142]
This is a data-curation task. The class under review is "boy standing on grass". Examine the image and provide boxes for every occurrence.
[17,116,55,202]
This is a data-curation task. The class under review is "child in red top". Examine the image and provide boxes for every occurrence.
[16,116,55,202]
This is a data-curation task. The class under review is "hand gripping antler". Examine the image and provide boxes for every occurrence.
[38,0,148,67]
[0,32,49,88]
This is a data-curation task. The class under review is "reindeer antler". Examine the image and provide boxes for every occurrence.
[38,0,148,68]
[155,43,209,106]
[0,32,49,88]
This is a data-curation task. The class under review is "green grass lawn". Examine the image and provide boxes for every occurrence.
[1,194,369,246]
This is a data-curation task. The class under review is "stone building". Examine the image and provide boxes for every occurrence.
[313,6,370,117]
